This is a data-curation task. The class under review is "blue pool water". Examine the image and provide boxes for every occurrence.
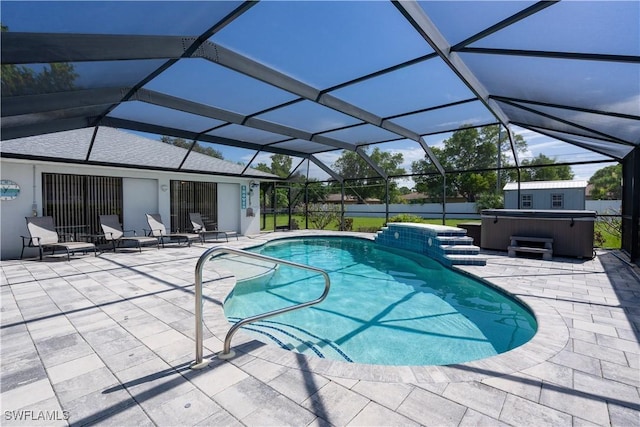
[223,237,537,366]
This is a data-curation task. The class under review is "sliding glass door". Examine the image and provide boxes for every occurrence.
[170,180,218,232]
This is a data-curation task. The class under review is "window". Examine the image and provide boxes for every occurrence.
[521,194,532,208]
[551,193,564,209]
[170,180,218,232]
[42,173,123,235]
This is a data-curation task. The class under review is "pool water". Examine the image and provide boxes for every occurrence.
[223,237,537,366]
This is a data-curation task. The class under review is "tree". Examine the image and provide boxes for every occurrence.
[269,154,293,178]
[475,192,504,213]
[514,154,574,182]
[332,147,405,203]
[2,25,79,96]
[303,203,341,230]
[398,186,412,195]
[160,136,223,159]
[254,154,297,179]
[305,179,331,203]
[411,147,451,203]
[589,164,622,200]
[253,163,272,174]
[412,125,527,202]
[254,154,296,209]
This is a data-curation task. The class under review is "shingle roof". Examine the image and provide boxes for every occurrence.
[0,127,278,178]
[503,180,588,191]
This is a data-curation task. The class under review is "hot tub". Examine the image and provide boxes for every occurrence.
[481,209,596,259]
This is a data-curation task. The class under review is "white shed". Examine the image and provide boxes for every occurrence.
[503,180,588,210]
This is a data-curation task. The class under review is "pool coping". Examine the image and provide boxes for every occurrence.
[202,231,569,384]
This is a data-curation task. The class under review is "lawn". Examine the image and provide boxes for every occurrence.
[261,214,621,249]
[261,214,463,232]
[594,221,622,249]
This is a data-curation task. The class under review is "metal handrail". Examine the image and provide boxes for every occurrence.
[191,246,331,369]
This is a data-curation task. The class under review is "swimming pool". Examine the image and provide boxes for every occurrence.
[223,237,537,366]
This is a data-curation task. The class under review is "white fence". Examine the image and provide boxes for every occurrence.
[584,200,622,214]
[344,200,622,220]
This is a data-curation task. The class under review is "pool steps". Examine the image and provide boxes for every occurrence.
[374,222,487,266]
[227,317,353,362]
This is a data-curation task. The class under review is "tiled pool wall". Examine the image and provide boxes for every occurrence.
[374,222,480,266]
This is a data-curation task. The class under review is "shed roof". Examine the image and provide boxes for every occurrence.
[503,180,588,191]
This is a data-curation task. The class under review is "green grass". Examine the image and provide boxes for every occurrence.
[261,214,621,249]
[594,221,621,249]
[261,215,475,232]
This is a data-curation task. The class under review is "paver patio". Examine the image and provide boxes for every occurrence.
[1,231,638,426]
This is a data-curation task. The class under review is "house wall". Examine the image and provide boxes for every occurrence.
[123,178,159,235]
[0,158,260,260]
[504,188,585,210]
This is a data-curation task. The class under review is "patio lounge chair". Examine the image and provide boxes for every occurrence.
[21,216,96,261]
[99,215,159,252]
[189,212,238,243]
[144,214,200,248]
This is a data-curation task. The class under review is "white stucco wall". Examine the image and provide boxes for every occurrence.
[218,182,260,236]
[1,161,39,260]
[1,158,261,259]
[123,178,159,234]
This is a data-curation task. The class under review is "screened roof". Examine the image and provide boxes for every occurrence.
[1,1,638,181]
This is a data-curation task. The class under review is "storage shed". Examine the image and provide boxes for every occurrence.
[503,180,588,210]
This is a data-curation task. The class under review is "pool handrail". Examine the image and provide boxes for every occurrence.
[191,246,331,369]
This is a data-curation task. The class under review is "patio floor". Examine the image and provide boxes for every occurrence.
[1,231,638,426]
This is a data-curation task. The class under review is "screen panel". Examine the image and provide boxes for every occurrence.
[418,1,538,46]
[211,1,433,88]
[144,59,299,116]
[108,101,226,133]
[2,60,166,97]
[329,58,476,118]
[505,101,640,145]
[255,100,363,134]
[320,124,400,146]
[270,139,340,155]
[470,1,640,56]
[207,124,289,145]
[0,1,243,36]
[390,101,497,135]
[463,54,640,117]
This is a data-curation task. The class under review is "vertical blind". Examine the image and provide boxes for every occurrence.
[170,180,218,232]
[42,173,123,236]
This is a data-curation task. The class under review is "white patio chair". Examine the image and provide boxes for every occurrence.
[144,214,200,248]
[21,216,96,261]
[99,215,159,252]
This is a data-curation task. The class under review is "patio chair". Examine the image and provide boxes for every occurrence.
[189,212,238,243]
[99,215,159,252]
[144,214,200,248]
[20,216,96,261]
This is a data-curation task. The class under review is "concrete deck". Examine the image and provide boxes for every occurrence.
[1,231,638,426]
